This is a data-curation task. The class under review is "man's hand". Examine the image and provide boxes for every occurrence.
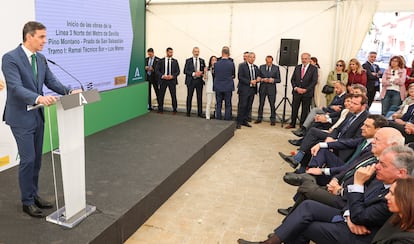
[353,164,376,186]
[405,123,414,135]
[70,89,83,95]
[325,137,335,143]
[346,216,371,235]
[306,168,323,175]
[310,144,321,156]
[38,95,58,106]
[394,118,405,125]
[327,179,341,195]
[331,105,342,112]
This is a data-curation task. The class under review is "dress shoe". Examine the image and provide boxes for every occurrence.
[288,139,301,146]
[23,204,45,218]
[242,122,252,127]
[247,118,252,122]
[277,206,293,216]
[284,124,295,129]
[278,152,299,169]
[283,173,315,186]
[292,128,305,137]
[236,124,241,129]
[34,196,53,209]
[254,120,262,124]
[237,239,261,244]
[198,114,206,118]
[270,121,275,126]
[148,107,153,111]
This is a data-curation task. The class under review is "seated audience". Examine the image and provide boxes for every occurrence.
[238,145,414,244]
[387,82,414,119]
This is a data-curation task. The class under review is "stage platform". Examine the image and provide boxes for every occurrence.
[0,112,235,243]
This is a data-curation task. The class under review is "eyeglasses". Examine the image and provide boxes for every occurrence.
[336,64,343,67]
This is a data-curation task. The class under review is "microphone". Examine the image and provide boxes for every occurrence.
[47,59,85,91]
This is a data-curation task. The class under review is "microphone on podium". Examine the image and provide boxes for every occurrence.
[47,59,85,91]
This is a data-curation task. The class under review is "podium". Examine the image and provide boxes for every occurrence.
[46,89,100,228]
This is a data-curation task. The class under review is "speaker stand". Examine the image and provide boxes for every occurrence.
[275,66,292,127]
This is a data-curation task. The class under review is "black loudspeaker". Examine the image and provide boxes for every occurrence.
[279,39,300,66]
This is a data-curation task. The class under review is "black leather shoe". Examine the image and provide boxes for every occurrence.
[254,120,262,124]
[288,139,301,146]
[23,204,45,218]
[198,114,206,118]
[236,124,241,129]
[283,173,315,186]
[277,206,293,216]
[270,121,275,126]
[34,196,53,209]
[278,152,299,169]
[247,118,252,122]
[242,122,252,127]
[237,239,260,244]
[292,128,305,137]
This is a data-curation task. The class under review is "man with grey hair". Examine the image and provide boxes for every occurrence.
[184,47,206,117]
[239,144,414,244]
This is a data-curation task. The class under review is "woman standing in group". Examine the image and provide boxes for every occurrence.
[325,60,348,105]
[381,56,407,116]
[310,57,323,107]
[346,58,367,93]
[372,177,414,243]
[204,56,217,120]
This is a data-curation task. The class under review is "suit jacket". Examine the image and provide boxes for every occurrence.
[401,103,414,122]
[258,64,280,87]
[362,61,381,85]
[145,56,160,83]
[213,58,235,92]
[324,93,346,114]
[329,110,369,161]
[237,62,259,95]
[155,57,180,85]
[291,64,318,98]
[2,44,70,129]
[344,179,392,243]
[183,57,206,86]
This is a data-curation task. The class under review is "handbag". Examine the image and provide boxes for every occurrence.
[322,84,334,94]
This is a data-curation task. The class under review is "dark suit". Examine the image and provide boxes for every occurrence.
[214,58,235,120]
[363,61,381,107]
[257,64,281,122]
[155,57,180,112]
[274,179,391,244]
[237,62,259,125]
[2,44,70,205]
[389,104,414,143]
[184,57,206,116]
[290,64,318,127]
[145,56,160,109]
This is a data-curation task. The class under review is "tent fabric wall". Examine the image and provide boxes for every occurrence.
[146,0,414,115]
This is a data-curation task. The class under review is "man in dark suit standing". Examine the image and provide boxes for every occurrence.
[255,55,280,126]
[184,47,206,117]
[287,53,318,129]
[145,48,160,111]
[155,47,180,114]
[214,46,235,120]
[238,144,414,244]
[236,52,259,129]
[2,21,81,217]
[362,51,382,107]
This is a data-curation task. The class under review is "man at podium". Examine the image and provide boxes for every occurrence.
[2,21,81,218]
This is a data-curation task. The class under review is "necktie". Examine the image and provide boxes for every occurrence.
[345,140,367,164]
[267,66,270,72]
[194,57,198,72]
[301,65,305,79]
[148,58,153,75]
[340,156,377,184]
[338,115,356,138]
[250,65,255,80]
[167,58,171,75]
[371,63,376,72]
[31,54,37,80]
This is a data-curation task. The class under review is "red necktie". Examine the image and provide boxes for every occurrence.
[301,65,306,79]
